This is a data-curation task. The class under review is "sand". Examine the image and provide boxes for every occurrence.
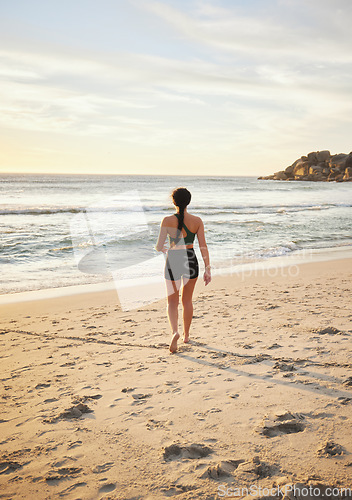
[1,257,352,499]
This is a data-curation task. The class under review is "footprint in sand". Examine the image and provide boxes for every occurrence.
[72,394,102,404]
[194,408,222,420]
[343,376,352,387]
[200,459,245,479]
[131,393,152,401]
[45,467,82,481]
[44,398,58,403]
[233,456,279,481]
[258,411,305,437]
[317,441,344,457]
[58,482,87,495]
[160,485,197,496]
[43,403,93,423]
[98,483,116,493]
[200,456,278,482]
[165,380,178,386]
[35,382,51,389]
[95,361,112,367]
[146,419,167,430]
[92,462,114,474]
[163,443,212,461]
[0,460,22,474]
[338,397,352,405]
[313,326,343,335]
[266,343,282,350]
[273,362,296,372]
[67,441,83,450]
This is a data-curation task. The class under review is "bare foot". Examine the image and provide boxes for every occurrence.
[183,334,189,343]
[169,332,180,353]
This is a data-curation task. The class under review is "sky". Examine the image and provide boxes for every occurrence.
[1,0,352,176]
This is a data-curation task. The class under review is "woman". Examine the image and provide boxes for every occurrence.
[155,187,211,353]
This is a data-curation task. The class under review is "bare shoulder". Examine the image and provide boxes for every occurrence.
[161,214,177,226]
[188,213,202,222]
[187,213,203,231]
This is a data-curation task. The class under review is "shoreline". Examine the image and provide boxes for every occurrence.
[1,243,351,306]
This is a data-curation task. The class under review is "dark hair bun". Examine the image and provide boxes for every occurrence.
[171,187,191,208]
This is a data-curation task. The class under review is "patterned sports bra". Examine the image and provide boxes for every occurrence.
[168,214,196,246]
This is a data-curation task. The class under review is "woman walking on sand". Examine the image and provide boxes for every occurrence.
[156,188,211,353]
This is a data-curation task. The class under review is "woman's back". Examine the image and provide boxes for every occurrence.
[165,212,201,241]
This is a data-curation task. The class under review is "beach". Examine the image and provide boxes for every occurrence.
[1,256,352,499]
[2,0,352,497]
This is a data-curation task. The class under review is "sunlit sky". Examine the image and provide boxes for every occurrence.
[1,0,352,176]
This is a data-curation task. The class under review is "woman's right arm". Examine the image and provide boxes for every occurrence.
[155,217,168,253]
[197,218,211,285]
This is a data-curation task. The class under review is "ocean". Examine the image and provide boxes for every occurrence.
[1,173,351,296]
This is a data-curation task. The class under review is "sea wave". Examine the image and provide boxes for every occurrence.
[0,206,152,215]
[225,242,299,261]
[0,207,84,215]
[1,201,351,216]
[196,204,347,215]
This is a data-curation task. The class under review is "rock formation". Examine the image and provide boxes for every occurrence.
[258,150,352,182]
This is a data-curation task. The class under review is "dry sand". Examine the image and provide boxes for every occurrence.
[1,258,352,499]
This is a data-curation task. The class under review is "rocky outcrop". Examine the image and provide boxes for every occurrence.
[259,150,352,182]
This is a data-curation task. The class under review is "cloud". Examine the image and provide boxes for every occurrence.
[0,0,351,168]
[142,0,352,64]
[1,40,351,154]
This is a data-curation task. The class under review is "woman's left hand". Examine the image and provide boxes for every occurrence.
[203,268,211,286]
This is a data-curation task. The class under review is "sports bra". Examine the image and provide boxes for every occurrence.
[169,214,196,246]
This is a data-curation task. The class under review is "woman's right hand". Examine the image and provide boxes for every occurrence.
[203,267,211,286]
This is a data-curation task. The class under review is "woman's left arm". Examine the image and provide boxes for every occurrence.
[155,218,168,253]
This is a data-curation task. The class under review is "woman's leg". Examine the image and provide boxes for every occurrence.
[181,277,198,342]
[166,279,181,352]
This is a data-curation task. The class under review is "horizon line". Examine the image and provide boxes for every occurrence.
[0,171,260,178]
